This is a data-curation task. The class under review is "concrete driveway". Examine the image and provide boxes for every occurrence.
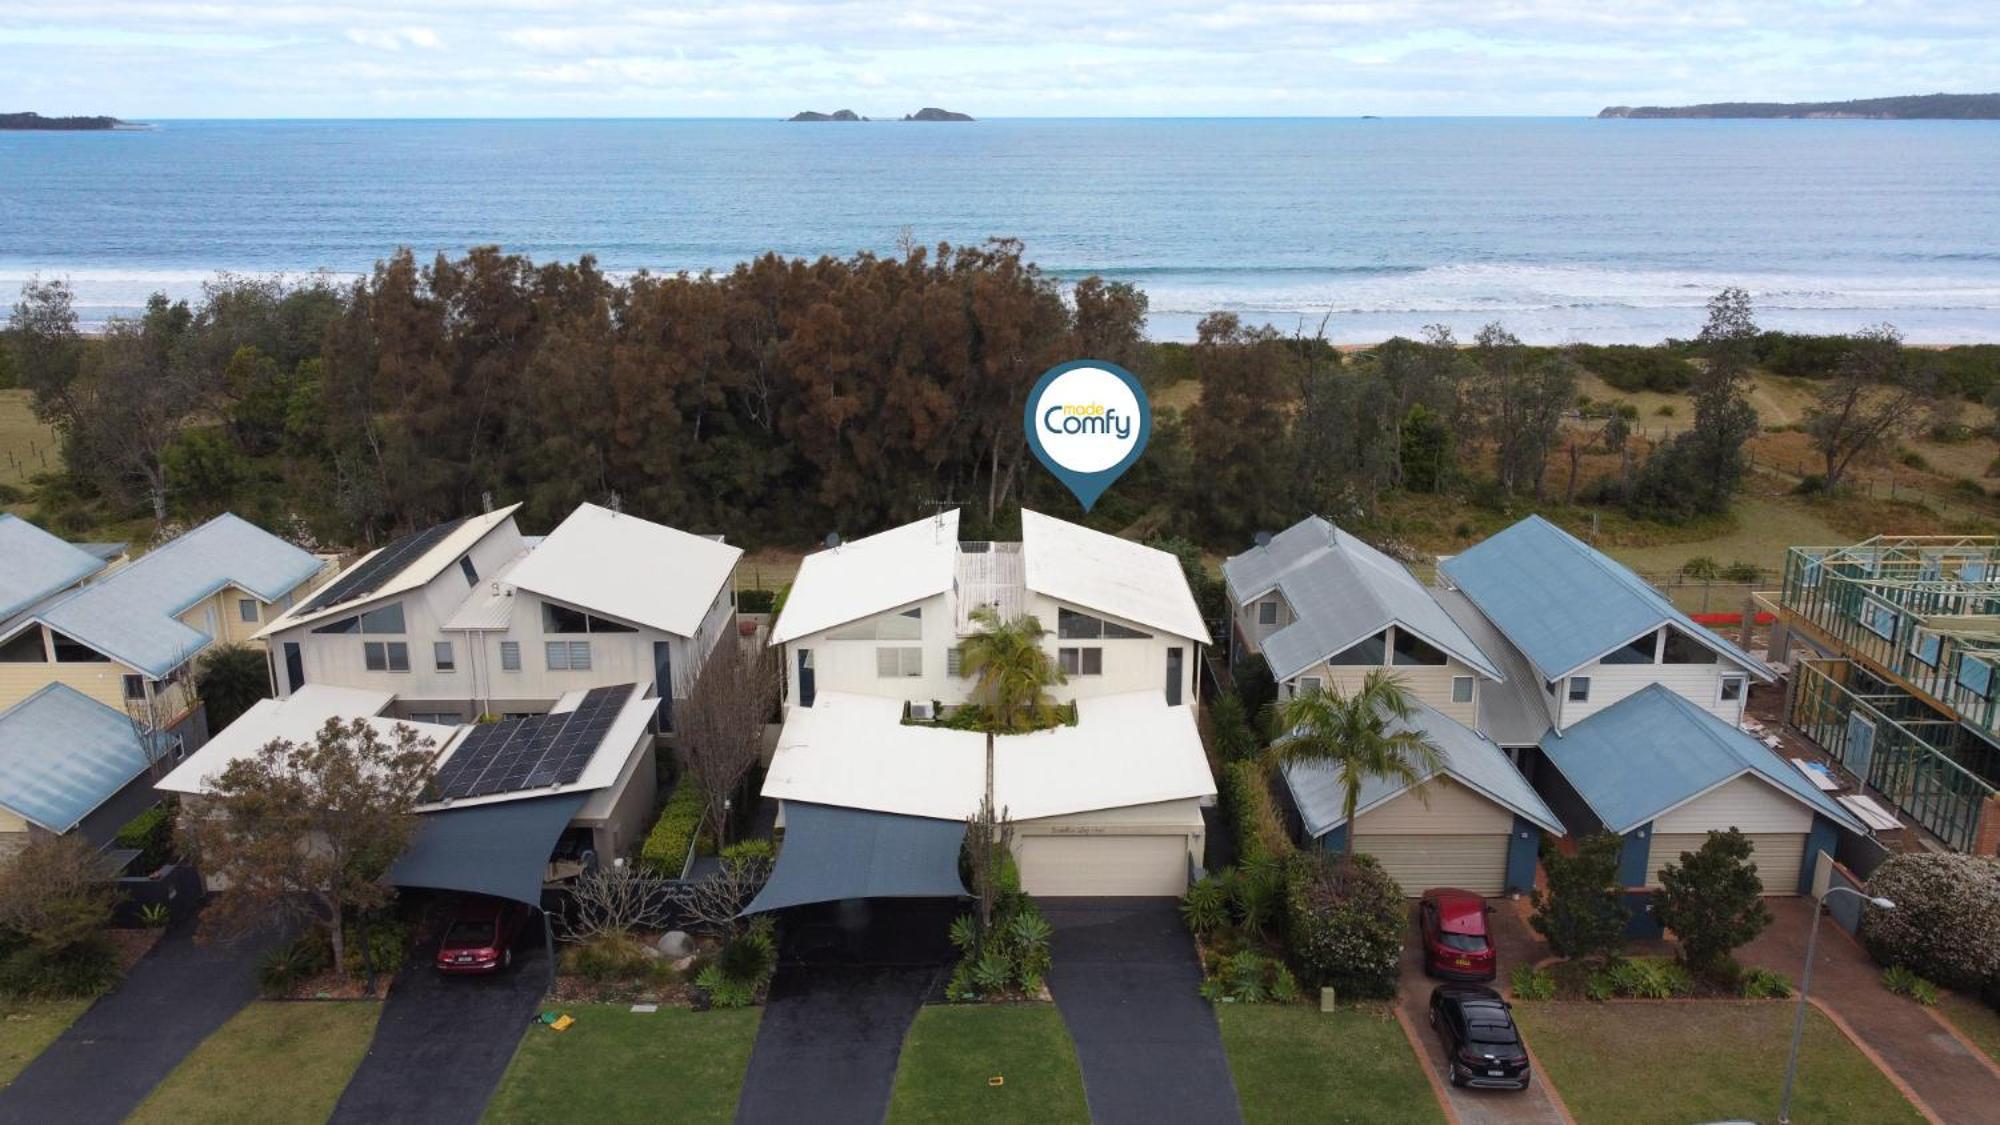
[1041,897,1242,1125]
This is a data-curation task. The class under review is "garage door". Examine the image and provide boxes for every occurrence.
[1646,832,1805,894]
[1357,834,1508,897]
[1016,834,1189,897]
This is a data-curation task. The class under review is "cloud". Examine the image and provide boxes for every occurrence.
[344,26,442,52]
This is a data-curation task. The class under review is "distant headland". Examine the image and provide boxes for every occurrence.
[1598,92,2000,119]
[787,107,974,122]
[1,111,139,131]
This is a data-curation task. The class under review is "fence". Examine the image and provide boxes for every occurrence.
[1747,452,1998,526]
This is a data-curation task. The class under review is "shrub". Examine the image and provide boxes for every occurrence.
[1654,404,1676,417]
[1199,950,1298,1004]
[138,903,171,929]
[1222,760,1293,865]
[737,588,777,614]
[1652,828,1772,977]
[1510,965,1556,1001]
[945,895,1053,1001]
[1861,853,2000,992]
[1882,964,1939,1006]
[1181,876,1229,938]
[1569,344,1697,393]
[1680,556,1722,580]
[0,939,119,999]
[640,782,707,876]
[1284,854,1404,1000]
[342,916,411,976]
[115,805,178,873]
[1723,560,1762,583]
[565,931,660,984]
[1209,693,1258,762]
[1585,957,1693,1001]
[256,936,332,997]
[1531,833,1629,962]
[1739,967,1793,999]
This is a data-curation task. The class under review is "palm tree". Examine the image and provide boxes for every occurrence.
[1270,670,1443,860]
[959,606,1066,732]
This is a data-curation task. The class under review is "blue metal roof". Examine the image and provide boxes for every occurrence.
[35,514,322,678]
[0,514,106,622]
[0,683,153,832]
[1439,515,1768,682]
[1281,699,1562,838]
[1537,684,1864,835]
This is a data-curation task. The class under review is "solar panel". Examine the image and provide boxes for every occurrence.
[434,684,641,801]
[299,516,470,614]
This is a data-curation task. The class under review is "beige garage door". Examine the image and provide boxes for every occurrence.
[1647,832,1805,894]
[1016,834,1190,897]
[1356,834,1508,897]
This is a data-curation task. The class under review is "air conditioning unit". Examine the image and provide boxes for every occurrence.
[909,701,935,721]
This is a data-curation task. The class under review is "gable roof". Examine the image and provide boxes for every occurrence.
[1281,699,1561,838]
[769,510,961,644]
[0,683,154,832]
[261,505,519,635]
[1433,586,1555,747]
[1021,509,1209,642]
[1537,684,1864,835]
[501,504,741,637]
[1439,515,1770,682]
[1224,516,1499,681]
[0,514,107,622]
[30,514,324,678]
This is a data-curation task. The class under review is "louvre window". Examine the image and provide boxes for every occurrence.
[500,641,521,671]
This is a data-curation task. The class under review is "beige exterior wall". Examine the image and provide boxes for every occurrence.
[0,657,130,712]
[1654,774,1813,835]
[575,734,660,860]
[1231,589,1295,659]
[1351,777,1515,836]
[1282,627,1482,727]
[1014,797,1207,879]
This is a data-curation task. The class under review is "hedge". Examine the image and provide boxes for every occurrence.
[640,782,707,877]
[1284,853,1405,999]
[1222,760,1293,864]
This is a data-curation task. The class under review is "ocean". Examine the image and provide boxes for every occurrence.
[3,117,1997,343]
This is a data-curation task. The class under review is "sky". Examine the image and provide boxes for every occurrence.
[2,1,1995,119]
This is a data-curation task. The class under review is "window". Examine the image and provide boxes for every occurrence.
[1451,676,1474,704]
[364,641,410,672]
[1567,676,1591,703]
[50,631,108,663]
[434,641,455,672]
[542,602,636,635]
[946,646,965,677]
[0,629,45,663]
[1860,599,1899,641]
[875,647,923,678]
[1296,675,1323,696]
[1800,556,1823,588]
[1661,629,1719,665]
[1604,631,1657,664]
[123,674,146,701]
[1719,675,1746,704]
[1059,647,1103,676]
[319,602,406,635]
[407,711,463,725]
[1328,632,1387,665]
[1257,600,1279,626]
[238,598,259,623]
[500,641,521,671]
[1057,608,1150,641]
[459,555,479,586]
[546,641,593,671]
[1959,655,1993,699]
[1910,629,1942,666]
[829,606,922,641]
[1391,628,1448,666]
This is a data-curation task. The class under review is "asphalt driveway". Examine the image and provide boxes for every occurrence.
[1041,897,1242,1125]
[735,964,935,1125]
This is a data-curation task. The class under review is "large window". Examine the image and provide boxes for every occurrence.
[1860,600,1899,642]
[364,641,410,672]
[1059,646,1103,676]
[1057,608,1150,640]
[1910,629,1942,667]
[1328,632,1387,666]
[1661,629,1719,665]
[50,631,108,663]
[828,606,923,642]
[0,629,45,663]
[876,647,924,678]
[1390,629,1448,666]
[1603,632,1657,664]
[546,641,593,671]
[542,602,636,635]
[312,602,405,636]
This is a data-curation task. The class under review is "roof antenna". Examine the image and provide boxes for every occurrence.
[607,491,623,516]
[824,532,842,551]
[481,490,493,514]
[1254,531,1273,549]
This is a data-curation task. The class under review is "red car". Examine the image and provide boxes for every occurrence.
[1419,888,1496,981]
[435,897,533,974]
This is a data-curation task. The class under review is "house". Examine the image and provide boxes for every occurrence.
[1535,686,1866,913]
[159,681,664,903]
[256,503,740,731]
[0,512,116,626]
[0,684,165,860]
[760,509,1216,898]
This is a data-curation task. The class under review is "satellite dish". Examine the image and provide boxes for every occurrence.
[824,532,842,549]
[1254,531,1273,548]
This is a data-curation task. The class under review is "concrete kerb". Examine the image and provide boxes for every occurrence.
[1392,1001,1462,1125]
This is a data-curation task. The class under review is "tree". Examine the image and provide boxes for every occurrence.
[1804,324,1935,491]
[1530,832,1629,961]
[196,644,272,733]
[1469,325,1575,499]
[1681,287,1762,513]
[679,641,779,847]
[183,717,437,978]
[1190,313,1294,538]
[0,834,117,957]
[1651,828,1772,976]
[1270,671,1443,860]
[959,606,1066,732]
[964,792,1016,935]
[7,279,86,431]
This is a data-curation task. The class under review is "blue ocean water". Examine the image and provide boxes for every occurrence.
[3,117,1997,342]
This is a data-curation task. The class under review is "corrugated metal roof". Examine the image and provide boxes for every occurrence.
[502,504,741,637]
[1537,684,1864,834]
[38,514,325,678]
[0,514,107,621]
[1433,586,1554,747]
[1224,516,1500,682]
[1021,509,1209,642]
[1439,515,1770,682]
[258,506,520,636]
[0,683,152,832]
[769,511,961,644]
[1281,699,1561,838]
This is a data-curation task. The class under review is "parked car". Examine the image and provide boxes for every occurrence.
[1419,888,1496,980]
[435,896,533,974]
[1428,984,1531,1090]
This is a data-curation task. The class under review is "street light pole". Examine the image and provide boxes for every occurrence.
[1778,885,1893,1125]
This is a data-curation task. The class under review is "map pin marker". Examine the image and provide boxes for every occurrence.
[1023,360,1151,512]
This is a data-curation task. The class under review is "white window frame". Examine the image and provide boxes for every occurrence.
[500,640,521,671]
[1451,675,1474,704]
[1567,676,1591,703]
[1909,629,1941,667]
[875,646,923,678]
[1296,674,1323,696]
[434,641,455,672]
[1257,600,1279,626]
[1860,598,1899,641]
[1719,674,1746,704]
[238,598,259,623]
[1059,646,1103,676]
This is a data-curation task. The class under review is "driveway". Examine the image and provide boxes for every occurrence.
[1397,900,1570,1125]
[0,908,280,1125]
[328,923,549,1125]
[735,964,936,1125]
[1041,897,1242,1125]
[1741,897,2000,1124]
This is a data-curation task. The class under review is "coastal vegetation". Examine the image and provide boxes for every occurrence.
[0,112,128,131]
[1598,92,2000,119]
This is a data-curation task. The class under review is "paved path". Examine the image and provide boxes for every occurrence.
[735,964,934,1125]
[1041,897,1241,1125]
[1397,902,1569,1125]
[329,932,548,1125]
[1741,897,2000,1124]
[0,911,279,1125]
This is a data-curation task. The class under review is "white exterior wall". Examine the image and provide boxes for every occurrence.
[1556,660,1749,729]
[1280,627,1482,727]
[1024,592,1199,705]
[780,593,959,709]
[1654,775,1813,835]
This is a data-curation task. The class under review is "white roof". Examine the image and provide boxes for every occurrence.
[502,504,741,637]
[761,690,1216,821]
[1021,509,1209,642]
[416,683,659,813]
[258,505,521,636]
[156,685,458,796]
[769,511,961,644]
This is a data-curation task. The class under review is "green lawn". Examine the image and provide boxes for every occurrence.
[0,389,61,493]
[128,1001,381,1124]
[888,1004,1090,1124]
[485,1004,759,1123]
[1218,1004,1443,1125]
[1940,992,2000,1065]
[0,998,90,1088]
[1515,1001,1924,1125]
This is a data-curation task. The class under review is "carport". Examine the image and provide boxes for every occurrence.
[744,801,970,915]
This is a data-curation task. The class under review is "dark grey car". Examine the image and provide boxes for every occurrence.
[1428,983,1532,1090]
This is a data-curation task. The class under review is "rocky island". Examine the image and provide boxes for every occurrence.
[903,107,973,121]
[787,109,866,122]
[787,107,974,122]
[1,111,133,131]
[1599,92,2000,119]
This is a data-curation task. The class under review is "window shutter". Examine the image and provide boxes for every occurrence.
[500,641,521,671]
[569,641,592,670]
[947,646,964,677]
[545,641,568,670]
